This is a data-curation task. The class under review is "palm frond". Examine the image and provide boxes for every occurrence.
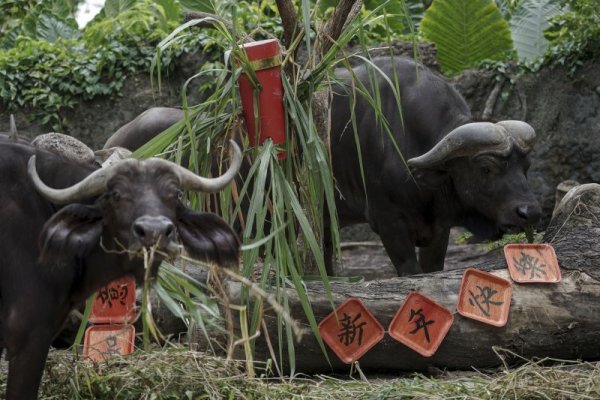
[421,0,513,75]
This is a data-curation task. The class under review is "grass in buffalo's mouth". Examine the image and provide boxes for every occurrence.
[5,346,596,400]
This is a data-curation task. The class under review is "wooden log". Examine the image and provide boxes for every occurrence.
[222,183,600,372]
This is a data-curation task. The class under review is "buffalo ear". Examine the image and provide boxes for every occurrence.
[40,204,103,262]
[411,167,449,189]
[176,209,240,268]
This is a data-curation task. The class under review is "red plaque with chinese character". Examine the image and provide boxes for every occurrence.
[456,268,512,327]
[89,276,136,324]
[504,243,561,283]
[83,324,135,362]
[388,292,454,357]
[318,298,385,364]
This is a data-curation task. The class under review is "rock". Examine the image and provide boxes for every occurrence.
[32,132,95,164]
[553,179,580,216]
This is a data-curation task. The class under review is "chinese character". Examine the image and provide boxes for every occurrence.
[408,308,435,343]
[337,313,367,346]
[513,251,547,279]
[96,283,129,308]
[468,285,504,317]
[102,335,121,357]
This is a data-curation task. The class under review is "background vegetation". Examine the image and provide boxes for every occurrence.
[1,0,598,130]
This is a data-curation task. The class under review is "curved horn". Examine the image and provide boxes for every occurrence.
[496,120,536,153]
[173,140,242,192]
[407,121,536,169]
[9,114,17,140]
[28,156,128,204]
[28,140,242,204]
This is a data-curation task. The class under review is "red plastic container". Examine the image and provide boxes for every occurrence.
[388,292,454,357]
[237,39,286,158]
[83,324,135,362]
[89,276,136,324]
[318,298,385,364]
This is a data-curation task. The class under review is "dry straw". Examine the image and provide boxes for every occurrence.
[14,348,598,399]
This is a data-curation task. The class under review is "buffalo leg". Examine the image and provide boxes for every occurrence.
[375,219,423,276]
[323,220,335,276]
[5,328,53,400]
[418,227,450,273]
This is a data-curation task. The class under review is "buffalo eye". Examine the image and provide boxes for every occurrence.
[474,157,507,176]
[165,188,183,202]
[110,189,121,201]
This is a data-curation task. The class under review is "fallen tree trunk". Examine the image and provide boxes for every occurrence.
[221,183,600,372]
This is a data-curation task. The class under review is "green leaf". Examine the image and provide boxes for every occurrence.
[421,0,514,75]
[494,0,522,20]
[510,0,560,62]
[35,13,81,42]
[364,0,411,33]
[177,0,216,13]
[154,0,181,23]
[49,0,77,18]
[102,0,137,18]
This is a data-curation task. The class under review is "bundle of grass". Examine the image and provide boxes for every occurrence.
[21,349,600,399]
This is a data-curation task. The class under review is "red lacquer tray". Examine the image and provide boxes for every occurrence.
[388,292,454,357]
[89,275,136,324]
[83,324,135,362]
[504,244,561,283]
[318,298,385,364]
[456,268,512,327]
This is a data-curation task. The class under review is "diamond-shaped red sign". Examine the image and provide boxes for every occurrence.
[89,275,136,324]
[318,298,385,364]
[83,324,135,362]
[388,292,454,357]
[504,243,561,283]
[456,268,512,327]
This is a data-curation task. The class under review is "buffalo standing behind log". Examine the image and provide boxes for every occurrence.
[102,56,541,277]
[326,56,541,275]
[0,140,241,400]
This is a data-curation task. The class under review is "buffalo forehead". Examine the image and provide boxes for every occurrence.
[107,162,180,187]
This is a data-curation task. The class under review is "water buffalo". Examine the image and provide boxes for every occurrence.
[102,56,541,277]
[0,140,241,399]
[326,56,541,275]
[104,107,185,151]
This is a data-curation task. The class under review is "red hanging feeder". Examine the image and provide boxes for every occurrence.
[237,39,286,159]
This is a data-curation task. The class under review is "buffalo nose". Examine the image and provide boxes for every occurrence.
[516,204,541,223]
[132,215,175,247]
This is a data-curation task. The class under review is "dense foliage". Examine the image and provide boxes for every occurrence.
[544,0,600,72]
[1,0,597,130]
[0,0,202,130]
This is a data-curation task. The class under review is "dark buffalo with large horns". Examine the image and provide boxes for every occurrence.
[0,139,241,399]
[102,56,541,277]
[325,56,541,275]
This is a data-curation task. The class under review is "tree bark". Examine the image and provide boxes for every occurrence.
[317,0,361,56]
[275,0,300,50]
[219,184,600,372]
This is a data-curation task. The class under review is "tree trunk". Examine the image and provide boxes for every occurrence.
[220,184,600,372]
